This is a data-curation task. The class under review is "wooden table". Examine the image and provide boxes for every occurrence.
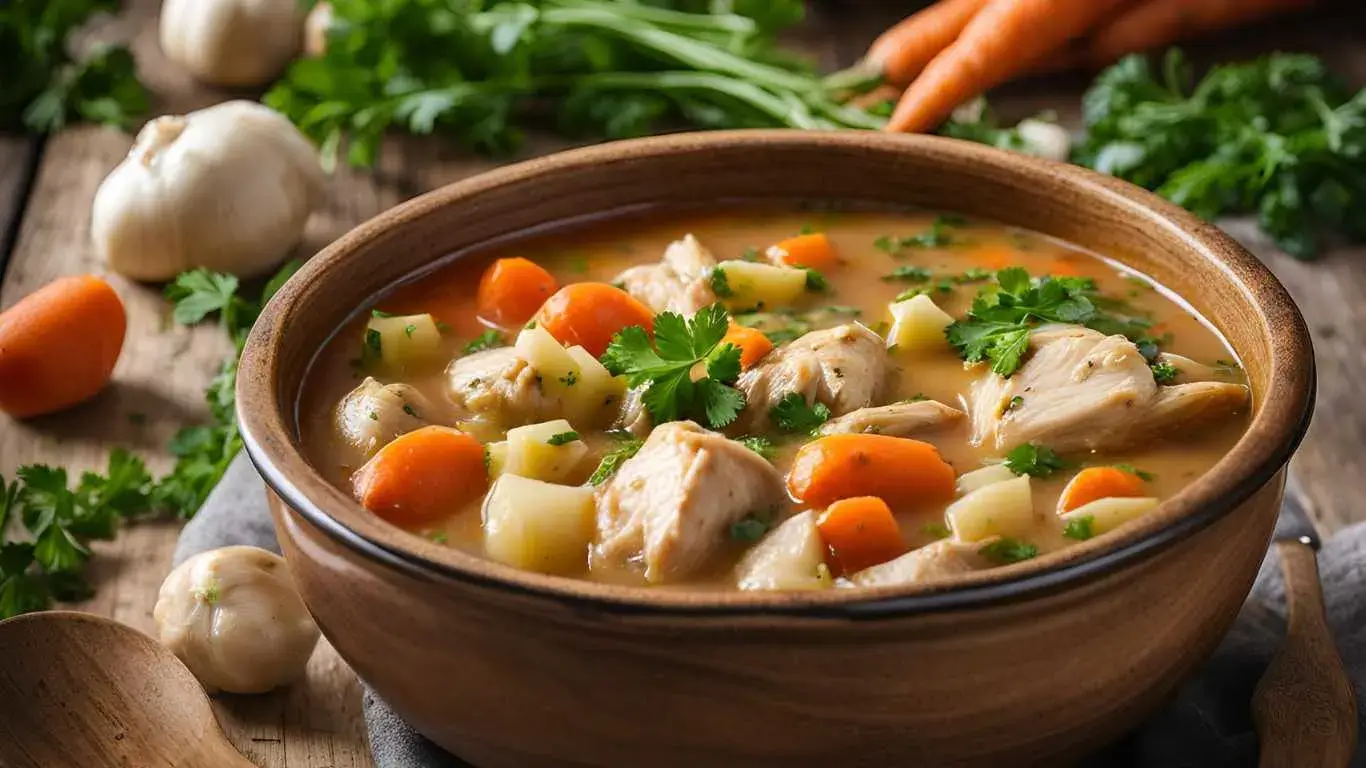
[1,3,1363,767]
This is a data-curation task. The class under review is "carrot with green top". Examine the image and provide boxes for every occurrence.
[534,282,654,357]
[477,257,558,328]
[817,496,909,575]
[1058,466,1147,514]
[884,0,1131,134]
[722,323,774,370]
[767,233,839,271]
[0,274,126,418]
[352,426,489,526]
[787,434,956,509]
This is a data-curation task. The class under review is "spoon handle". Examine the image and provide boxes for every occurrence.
[1252,540,1357,768]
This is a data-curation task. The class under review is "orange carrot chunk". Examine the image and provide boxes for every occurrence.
[865,0,992,87]
[352,426,489,527]
[787,434,956,510]
[817,496,909,576]
[767,233,839,271]
[477,257,558,328]
[884,0,1130,134]
[534,282,654,357]
[0,274,126,418]
[1058,466,1147,513]
[721,323,774,370]
[1085,0,1316,68]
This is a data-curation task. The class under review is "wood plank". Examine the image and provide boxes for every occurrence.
[0,135,39,269]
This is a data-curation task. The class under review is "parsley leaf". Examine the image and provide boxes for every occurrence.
[770,392,831,434]
[1004,443,1070,478]
[708,268,734,298]
[601,304,745,428]
[923,522,952,540]
[463,329,505,354]
[546,431,580,446]
[1113,463,1156,482]
[736,435,777,460]
[730,513,772,543]
[874,217,961,255]
[1062,516,1096,541]
[1150,361,1178,384]
[804,269,829,292]
[165,271,246,327]
[588,433,645,486]
[979,538,1039,564]
[882,265,933,283]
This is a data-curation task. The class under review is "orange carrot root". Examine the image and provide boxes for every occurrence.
[352,426,489,526]
[477,257,558,329]
[1058,466,1147,513]
[867,0,992,86]
[817,496,909,575]
[534,283,655,357]
[1086,0,1318,68]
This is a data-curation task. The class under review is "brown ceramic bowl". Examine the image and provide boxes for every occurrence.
[237,131,1313,767]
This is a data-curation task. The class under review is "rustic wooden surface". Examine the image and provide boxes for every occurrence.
[0,3,1362,767]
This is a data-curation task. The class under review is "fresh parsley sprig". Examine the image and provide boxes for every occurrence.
[601,304,746,429]
[1003,443,1070,479]
[769,392,830,435]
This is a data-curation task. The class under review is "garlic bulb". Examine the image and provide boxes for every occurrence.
[303,2,334,58]
[92,100,326,281]
[159,0,303,87]
[154,546,321,694]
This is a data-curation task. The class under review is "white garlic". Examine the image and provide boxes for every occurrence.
[154,546,321,695]
[1015,119,1073,163]
[303,2,334,58]
[92,100,326,281]
[159,0,304,87]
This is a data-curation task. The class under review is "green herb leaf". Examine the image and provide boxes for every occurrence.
[546,431,580,446]
[1004,443,1070,478]
[730,513,772,543]
[882,265,933,283]
[1150,361,1178,384]
[736,435,777,460]
[979,538,1039,564]
[709,268,734,298]
[770,392,831,434]
[1113,463,1156,482]
[588,433,646,486]
[1062,515,1095,541]
[463,330,505,354]
[923,522,951,540]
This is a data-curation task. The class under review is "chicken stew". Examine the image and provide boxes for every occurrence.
[300,208,1250,591]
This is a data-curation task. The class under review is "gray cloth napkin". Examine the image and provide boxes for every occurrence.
[177,453,1366,768]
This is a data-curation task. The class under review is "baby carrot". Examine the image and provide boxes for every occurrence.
[534,282,654,357]
[865,0,992,87]
[352,426,489,527]
[1085,0,1316,68]
[767,233,839,271]
[477,257,558,328]
[817,496,909,575]
[1058,466,1147,514]
[721,323,774,370]
[0,274,126,418]
[787,434,956,510]
[885,0,1130,134]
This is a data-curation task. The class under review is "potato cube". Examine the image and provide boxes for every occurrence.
[946,475,1035,542]
[504,419,588,483]
[886,295,954,352]
[1060,497,1159,537]
[714,260,807,309]
[735,511,829,591]
[955,464,1017,496]
[514,326,581,399]
[365,314,444,372]
[565,345,628,424]
[482,475,595,575]
[485,441,508,478]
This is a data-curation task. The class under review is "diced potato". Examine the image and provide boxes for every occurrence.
[365,314,444,372]
[1060,497,1160,537]
[955,464,1017,496]
[482,475,595,575]
[946,475,1035,542]
[504,419,588,483]
[714,260,807,309]
[886,294,954,352]
[485,441,508,478]
[565,345,628,424]
[514,326,581,400]
[735,511,829,591]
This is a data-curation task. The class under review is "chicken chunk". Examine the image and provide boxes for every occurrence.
[738,323,886,430]
[970,326,1249,453]
[847,539,987,587]
[818,400,964,437]
[595,421,786,583]
[614,234,717,315]
[335,378,437,455]
[445,347,559,427]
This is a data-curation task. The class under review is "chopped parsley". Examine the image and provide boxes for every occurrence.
[708,268,733,298]
[559,370,578,386]
[368,411,379,421]
[894,280,954,302]
[1003,443,1070,478]
[546,431,580,446]
[953,267,992,283]
[1007,396,1024,411]
[1062,516,1095,541]
[601,304,745,429]
[587,433,645,486]
[371,309,395,318]
[403,323,417,338]
[804,268,829,292]
[770,392,831,435]
[736,436,777,460]
[463,330,505,354]
[923,522,952,540]
[361,328,383,366]
[881,265,933,283]
[979,538,1039,564]
[902,393,929,403]
[427,530,449,545]
[1150,361,1178,384]
[730,513,772,543]
[874,216,961,255]
[402,403,417,417]
[1113,463,1156,482]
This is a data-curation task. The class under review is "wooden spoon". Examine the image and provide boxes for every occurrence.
[0,610,254,768]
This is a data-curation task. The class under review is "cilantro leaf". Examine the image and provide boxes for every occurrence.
[923,522,952,540]
[736,435,776,460]
[165,270,244,326]
[882,265,933,283]
[546,431,580,446]
[730,513,772,543]
[979,538,1039,564]
[770,392,831,434]
[588,433,646,486]
[1004,443,1070,478]
[1062,516,1095,541]
[1150,361,1178,384]
[463,330,505,354]
[1113,463,1156,482]
[708,268,734,298]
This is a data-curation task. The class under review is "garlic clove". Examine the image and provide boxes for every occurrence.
[159,0,304,88]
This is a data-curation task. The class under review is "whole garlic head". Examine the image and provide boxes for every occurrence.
[92,100,326,281]
[154,546,321,694]
[159,0,303,87]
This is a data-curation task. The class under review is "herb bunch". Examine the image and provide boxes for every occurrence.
[264,0,880,167]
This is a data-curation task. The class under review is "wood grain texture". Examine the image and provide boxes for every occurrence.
[1253,541,1358,767]
[0,135,38,269]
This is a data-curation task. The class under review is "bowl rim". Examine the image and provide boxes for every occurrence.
[237,130,1315,619]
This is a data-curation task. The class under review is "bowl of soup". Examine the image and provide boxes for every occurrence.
[237,131,1313,766]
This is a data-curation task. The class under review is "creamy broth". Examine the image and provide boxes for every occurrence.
[299,207,1250,590]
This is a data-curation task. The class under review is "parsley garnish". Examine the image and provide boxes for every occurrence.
[1004,443,1070,478]
[601,304,746,429]
[709,268,734,298]
[979,538,1039,564]
[874,217,960,255]
[804,268,829,292]
[1007,396,1024,411]
[736,435,777,460]
[1113,463,1156,482]
[402,403,418,417]
[371,309,395,318]
[362,328,383,366]
[463,330,505,354]
[403,323,417,337]
[1150,361,1178,384]
[953,267,992,283]
[1062,516,1095,541]
[882,265,933,283]
[559,370,578,386]
[546,431,580,446]
[588,433,645,486]
[730,513,772,543]
[923,522,951,540]
[770,393,831,434]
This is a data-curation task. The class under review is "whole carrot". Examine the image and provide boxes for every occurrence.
[885,0,1131,134]
[1085,0,1318,68]
[865,0,991,87]
[0,274,126,418]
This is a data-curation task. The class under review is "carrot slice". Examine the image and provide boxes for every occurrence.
[351,426,489,527]
[477,257,558,328]
[865,0,992,86]
[969,243,1018,271]
[767,233,839,271]
[787,434,956,510]
[0,274,126,418]
[534,283,654,357]
[817,496,909,576]
[1058,466,1147,514]
[722,323,775,370]
[1085,0,1316,68]
[884,0,1130,134]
